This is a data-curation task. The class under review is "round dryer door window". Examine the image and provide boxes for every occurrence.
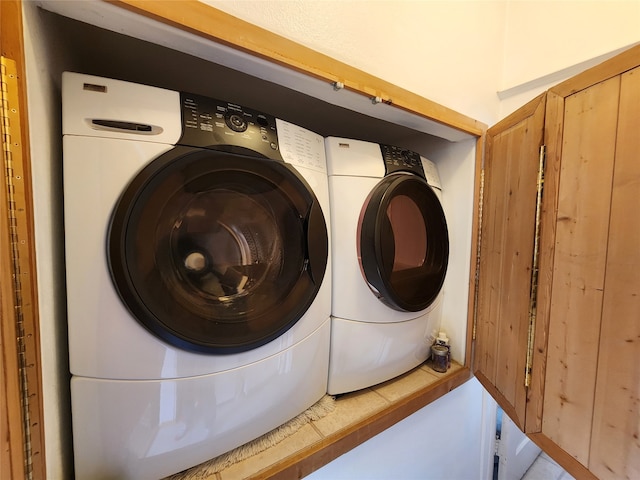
[357,172,449,312]
[108,146,328,353]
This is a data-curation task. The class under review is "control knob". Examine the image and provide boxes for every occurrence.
[225,112,248,132]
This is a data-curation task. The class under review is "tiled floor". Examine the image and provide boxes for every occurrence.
[521,452,575,480]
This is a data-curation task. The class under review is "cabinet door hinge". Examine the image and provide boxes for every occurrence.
[471,167,485,342]
[525,144,546,388]
[1,55,36,480]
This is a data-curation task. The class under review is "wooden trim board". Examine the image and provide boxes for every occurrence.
[0,1,47,479]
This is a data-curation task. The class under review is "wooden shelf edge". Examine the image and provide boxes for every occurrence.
[252,366,472,480]
[475,374,598,480]
[529,433,598,480]
[473,370,525,432]
[106,0,486,138]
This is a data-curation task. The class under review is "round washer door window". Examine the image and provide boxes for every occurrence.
[357,172,449,312]
[108,146,328,353]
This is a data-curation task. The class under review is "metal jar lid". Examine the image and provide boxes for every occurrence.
[431,345,449,356]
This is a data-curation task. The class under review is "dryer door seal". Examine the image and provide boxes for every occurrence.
[108,146,328,354]
[358,173,449,312]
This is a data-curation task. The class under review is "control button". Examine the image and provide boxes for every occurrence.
[225,112,248,132]
[257,116,269,127]
[401,150,418,167]
[270,142,278,150]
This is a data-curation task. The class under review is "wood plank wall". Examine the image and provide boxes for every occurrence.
[588,66,640,480]
[542,74,621,464]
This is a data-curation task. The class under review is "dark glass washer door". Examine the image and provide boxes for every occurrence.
[357,172,449,312]
[108,146,328,354]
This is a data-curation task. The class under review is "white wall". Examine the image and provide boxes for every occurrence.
[502,0,640,91]
[23,3,73,478]
[206,0,507,125]
[499,0,640,117]
[307,378,496,480]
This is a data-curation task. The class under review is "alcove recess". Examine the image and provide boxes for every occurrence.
[20,1,485,478]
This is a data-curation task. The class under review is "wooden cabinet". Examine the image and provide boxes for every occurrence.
[475,46,640,479]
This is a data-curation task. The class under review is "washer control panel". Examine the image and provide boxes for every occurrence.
[380,144,426,178]
[179,92,283,160]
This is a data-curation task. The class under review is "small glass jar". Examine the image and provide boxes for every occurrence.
[431,345,449,373]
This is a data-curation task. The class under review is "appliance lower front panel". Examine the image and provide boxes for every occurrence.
[327,313,439,395]
[70,319,330,480]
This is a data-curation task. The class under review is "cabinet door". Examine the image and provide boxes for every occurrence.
[474,93,545,431]
[541,74,621,466]
[541,65,640,479]
[588,64,640,480]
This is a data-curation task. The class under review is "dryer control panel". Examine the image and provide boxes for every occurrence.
[380,144,426,179]
[179,92,284,161]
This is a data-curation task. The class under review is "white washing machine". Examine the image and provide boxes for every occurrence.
[325,137,449,395]
[62,72,331,479]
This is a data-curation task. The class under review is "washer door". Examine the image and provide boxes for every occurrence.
[357,172,448,312]
[108,146,328,354]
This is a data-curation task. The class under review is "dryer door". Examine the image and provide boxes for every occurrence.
[108,146,328,353]
[358,172,448,312]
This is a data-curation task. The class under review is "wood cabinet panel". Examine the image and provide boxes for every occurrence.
[475,94,545,429]
[542,76,621,464]
[589,66,640,480]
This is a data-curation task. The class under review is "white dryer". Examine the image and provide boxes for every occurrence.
[62,72,331,479]
[325,137,449,395]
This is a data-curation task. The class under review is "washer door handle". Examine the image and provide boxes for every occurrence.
[89,118,163,135]
[303,200,328,286]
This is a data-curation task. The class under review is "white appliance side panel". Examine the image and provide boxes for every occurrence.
[71,318,330,480]
[327,312,440,395]
[62,72,182,143]
[64,136,329,379]
[325,137,386,177]
[328,175,427,323]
